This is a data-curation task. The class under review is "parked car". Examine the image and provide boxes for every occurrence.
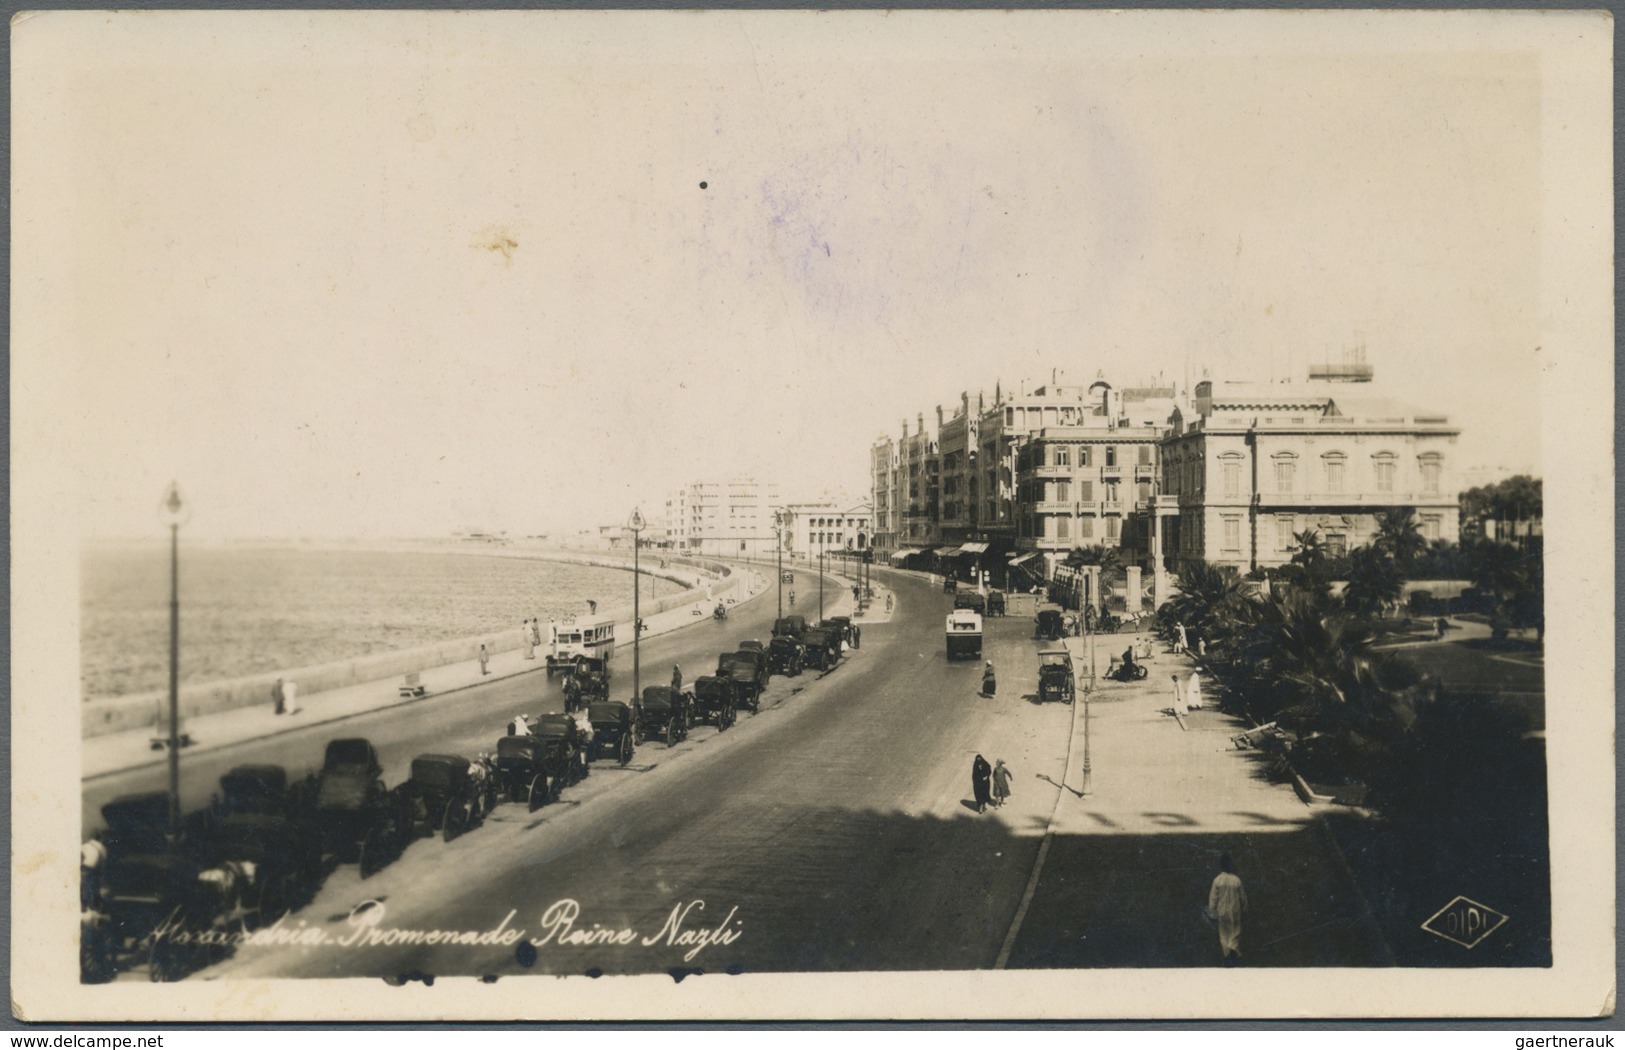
[773,615,808,640]
[953,591,987,617]
[716,651,768,710]
[639,686,692,747]
[801,627,842,671]
[586,700,639,766]
[691,676,739,731]
[768,635,805,676]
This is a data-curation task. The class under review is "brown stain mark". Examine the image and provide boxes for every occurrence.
[474,229,520,266]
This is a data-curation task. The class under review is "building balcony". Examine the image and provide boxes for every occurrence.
[1030,464,1072,479]
[1034,501,1073,514]
[1134,464,1156,480]
[1099,465,1122,480]
[1254,491,1455,509]
[1101,500,1124,515]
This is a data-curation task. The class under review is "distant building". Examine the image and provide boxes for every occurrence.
[663,477,782,558]
[779,497,872,561]
[1159,373,1461,573]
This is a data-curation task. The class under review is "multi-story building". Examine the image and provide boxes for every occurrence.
[1159,368,1461,573]
[870,438,898,557]
[779,497,872,560]
[662,477,782,558]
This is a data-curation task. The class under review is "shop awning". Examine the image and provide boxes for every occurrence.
[1007,551,1040,566]
[957,542,989,555]
[932,546,961,557]
[889,548,922,563]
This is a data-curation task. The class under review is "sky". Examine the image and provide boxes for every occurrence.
[15,11,1566,540]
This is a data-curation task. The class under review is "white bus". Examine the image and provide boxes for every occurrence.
[545,615,617,677]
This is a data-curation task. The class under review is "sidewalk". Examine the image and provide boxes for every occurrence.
[1006,640,1395,968]
[83,565,773,781]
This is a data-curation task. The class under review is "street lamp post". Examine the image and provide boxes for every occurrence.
[775,511,784,621]
[1081,572,1094,795]
[158,482,190,835]
[818,538,825,622]
[628,508,645,701]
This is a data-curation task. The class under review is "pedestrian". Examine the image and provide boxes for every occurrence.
[531,619,543,647]
[282,678,300,715]
[671,663,682,693]
[886,594,893,613]
[1171,674,1186,717]
[522,619,536,660]
[971,754,993,813]
[1206,852,1248,965]
[508,712,530,737]
[851,623,861,649]
[1175,622,1189,655]
[271,677,286,716]
[479,643,490,676]
[562,673,580,713]
[1187,670,1205,710]
[981,661,997,698]
[586,600,597,615]
[1435,616,1448,641]
[991,759,1013,808]
[1198,637,1207,658]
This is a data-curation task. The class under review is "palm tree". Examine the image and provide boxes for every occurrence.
[1342,544,1404,619]
[1374,508,1426,572]
[1165,560,1253,650]
[1279,528,1333,597]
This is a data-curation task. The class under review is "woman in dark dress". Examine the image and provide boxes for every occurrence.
[981,661,997,698]
[971,754,993,813]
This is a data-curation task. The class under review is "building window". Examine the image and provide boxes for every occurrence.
[1325,532,1348,557]
[1221,456,1242,498]
[1324,453,1345,494]
[1055,480,1070,503]
[1273,455,1296,494]
[1055,446,1070,467]
[1079,517,1094,538]
[1138,445,1152,465]
[1105,446,1117,468]
[1103,482,1119,504]
[1276,515,1295,551]
[1057,517,1070,539]
[1222,516,1241,553]
[1374,454,1396,493]
[1419,455,1442,495]
[1421,515,1441,541]
[1106,517,1120,540]
[1078,447,1090,467]
[1079,480,1093,502]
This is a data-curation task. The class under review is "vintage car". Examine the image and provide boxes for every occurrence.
[823,615,858,649]
[546,615,616,678]
[738,639,766,655]
[953,591,987,617]
[717,650,769,710]
[780,570,796,584]
[586,700,639,766]
[801,627,842,671]
[403,753,491,843]
[1035,603,1068,642]
[495,735,551,811]
[945,609,984,661]
[943,575,958,593]
[197,764,323,927]
[1038,649,1076,704]
[772,615,808,640]
[639,686,692,747]
[986,590,1007,617]
[313,738,412,878]
[768,635,805,677]
[690,675,738,731]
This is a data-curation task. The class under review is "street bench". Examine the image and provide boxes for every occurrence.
[399,671,428,699]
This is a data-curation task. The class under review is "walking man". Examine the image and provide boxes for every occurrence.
[531,619,543,648]
[479,643,491,676]
[522,619,535,660]
[671,663,683,693]
[272,677,286,716]
[991,759,1013,808]
[1171,673,1187,717]
[1206,852,1248,965]
[1175,622,1189,655]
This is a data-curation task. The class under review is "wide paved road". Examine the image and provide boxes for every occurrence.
[139,569,1073,979]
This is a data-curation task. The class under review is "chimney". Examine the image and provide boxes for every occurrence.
[936,404,945,429]
[918,412,926,435]
[901,418,909,438]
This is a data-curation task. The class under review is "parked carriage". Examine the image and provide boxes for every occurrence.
[824,615,857,648]
[83,792,228,983]
[1038,649,1076,704]
[530,714,589,789]
[952,591,987,617]
[198,764,323,927]
[566,657,611,712]
[738,639,766,655]
[313,738,412,878]
[403,754,492,843]
[801,627,842,671]
[495,735,550,812]
[768,635,805,677]
[586,700,639,766]
[691,676,739,731]
[772,615,808,640]
[716,651,768,710]
[987,590,1006,617]
[639,686,691,747]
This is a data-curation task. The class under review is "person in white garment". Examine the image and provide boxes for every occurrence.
[1206,852,1248,965]
[1187,670,1205,710]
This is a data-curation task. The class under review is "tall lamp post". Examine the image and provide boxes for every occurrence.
[158,482,191,835]
[775,510,785,620]
[627,508,645,701]
[818,536,825,623]
[1081,571,1094,795]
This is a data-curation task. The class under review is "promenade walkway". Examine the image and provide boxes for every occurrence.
[1005,640,1395,969]
[83,566,774,781]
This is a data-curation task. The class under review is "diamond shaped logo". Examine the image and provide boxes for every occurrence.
[1421,896,1508,949]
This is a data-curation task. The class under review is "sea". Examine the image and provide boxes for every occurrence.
[79,543,685,701]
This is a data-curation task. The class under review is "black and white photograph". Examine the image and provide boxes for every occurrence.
[11,9,1613,1022]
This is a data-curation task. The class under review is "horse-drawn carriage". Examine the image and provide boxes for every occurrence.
[495,735,551,812]
[402,754,494,843]
[587,700,639,766]
[824,615,857,649]
[565,657,611,712]
[801,627,842,671]
[197,764,323,928]
[313,738,414,878]
[986,589,1006,617]
[691,676,739,731]
[1038,649,1076,704]
[943,575,958,593]
[768,635,805,676]
[1035,603,1067,641]
[639,686,692,747]
[773,615,808,640]
[82,793,229,983]
[716,651,768,711]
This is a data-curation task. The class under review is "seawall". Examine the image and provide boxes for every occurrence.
[82,547,734,738]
